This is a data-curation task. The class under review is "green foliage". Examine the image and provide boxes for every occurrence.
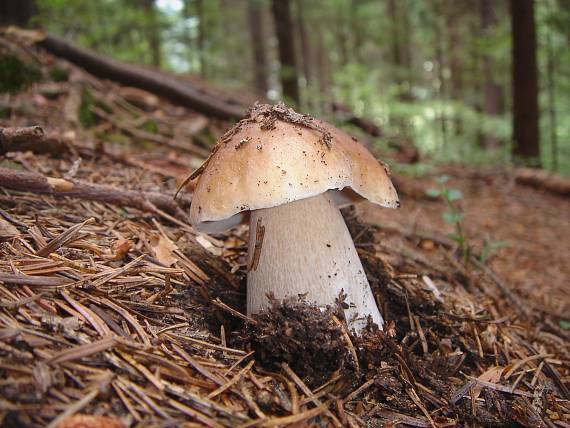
[0,54,41,93]
[142,120,159,134]
[480,239,508,264]
[37,0,170,66]
[394,162,434,178]
[427,175,470,263]
[79,87,95,128]
[34,0,570,174]
[0,103,10,119]
[49,65,69,82]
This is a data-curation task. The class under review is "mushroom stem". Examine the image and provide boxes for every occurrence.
[247,192,383,331]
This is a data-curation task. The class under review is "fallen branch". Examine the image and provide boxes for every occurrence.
[0,167,191,218]
[0,126,70,155]
[515,168,570,197]
[36,34,245,120]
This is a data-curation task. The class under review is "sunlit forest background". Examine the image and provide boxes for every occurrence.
[6,0,570,173]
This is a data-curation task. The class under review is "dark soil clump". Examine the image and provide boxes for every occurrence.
[240,298,355,388]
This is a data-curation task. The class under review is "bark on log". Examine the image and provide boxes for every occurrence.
[0,167,192,218]
[515,168,570,197]
[0,126,70,155]
[36,34,245,120]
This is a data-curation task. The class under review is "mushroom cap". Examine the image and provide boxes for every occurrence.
[189,103,399,232]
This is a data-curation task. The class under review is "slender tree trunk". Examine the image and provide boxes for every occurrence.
[388,0,402,73]
[294,0,313,110]
[271,0,300,106]
[388,0,412,100]
[0,0,37,27]
[447,7,463,135]
[350,0,363,62]
[142,0,161,67]
[435,17,448,148]
[182,0,197,73]
[400,0,414,89]
[295,1,311,87]
[315,23,330,113]
[220,0,243,83]
[510,0,540,165]
[196,0,207,78]
[545,0,558,171]
[247,0,269,97]
[480,0,504,148]
[333,6,350,68]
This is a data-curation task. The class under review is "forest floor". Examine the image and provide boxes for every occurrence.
[0,33,568,427]
[359,166,570,320]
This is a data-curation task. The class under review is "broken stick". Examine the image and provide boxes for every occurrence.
[0,167,191,218]
[0,126,70,155]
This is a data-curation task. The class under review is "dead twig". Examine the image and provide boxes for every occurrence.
[0,167,191,218]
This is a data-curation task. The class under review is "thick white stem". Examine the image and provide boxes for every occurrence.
[247,192,383,331]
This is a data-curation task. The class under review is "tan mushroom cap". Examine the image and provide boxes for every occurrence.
[189,104,399,231]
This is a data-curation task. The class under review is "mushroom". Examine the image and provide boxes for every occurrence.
[189,103,399,331]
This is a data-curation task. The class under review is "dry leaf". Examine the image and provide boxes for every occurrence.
[149,234,177,266]
[58,414,125,428]
[0,217,19,237]
[33,363,52,394]
[472,366,504,399]
[109,238,132,260]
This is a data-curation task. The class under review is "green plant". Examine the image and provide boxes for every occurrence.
[79,88,95,128]
[480,238,509,263]
[0,54,41,93]
[49,65,69,82]
[426,175,470,263]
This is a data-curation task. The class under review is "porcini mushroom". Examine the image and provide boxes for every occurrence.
[189,103,399,331]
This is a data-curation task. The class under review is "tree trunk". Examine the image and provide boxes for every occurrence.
[271,0,300,106]
[196,0,207,78]
[510,0,540,165]
[0,0,37,27]
[295,0,312,109]
[480,0,504,148]
[315,24,331,113]
[400,0,414,88]
[447,6,463,135]
[387,0,413,100]
[434,17,448,148]
[247,0,270,98]
[388,0,402,70]
[142,0,161,67]
[545,1,558,171]
[350,0,363,62]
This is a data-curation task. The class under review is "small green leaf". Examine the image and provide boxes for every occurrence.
[426,188,441,197]
[142,120,159,134]
[448,233,465,245]
[560,320,570,330]
[447,189,463,201]
[435,175,449,184]
[490,240,509,250]
[443,212,463,224]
